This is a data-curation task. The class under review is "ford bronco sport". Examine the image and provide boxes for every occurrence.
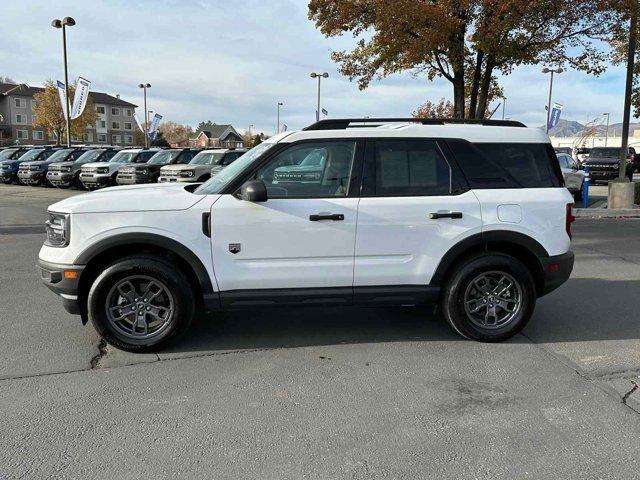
[38,118,574,352]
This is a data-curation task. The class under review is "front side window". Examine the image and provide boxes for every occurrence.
[189,152,225,165]
[46,149,75,163]
[74,149,105,164]
[254,141,356,198]
[369,140,451,196]
[110,151,138,163]
[147,150,182,165]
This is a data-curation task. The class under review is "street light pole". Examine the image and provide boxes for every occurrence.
[603,113,610,147]
[276,102,283,134]
[138,83,151,148]
[542,67,563,133]
[502,97,507,120]
[310,72,328,122]
[51,17,76,147]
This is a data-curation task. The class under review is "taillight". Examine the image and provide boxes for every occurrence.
[566,203,575,239]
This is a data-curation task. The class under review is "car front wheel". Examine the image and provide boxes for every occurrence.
[441,253,536,342]
[87,255,195,352]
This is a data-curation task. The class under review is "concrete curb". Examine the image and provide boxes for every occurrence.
[573,207,640,218]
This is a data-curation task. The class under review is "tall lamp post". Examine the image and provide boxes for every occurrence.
[542,67,563,133]
[310,72,328,122]
[138,83,151,148]
[502,97,507,120]
[603,112,610,147]
[51,16,76,147]
[276,102,283,134]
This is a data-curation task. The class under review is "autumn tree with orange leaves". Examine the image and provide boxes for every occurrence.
[309,0,627,119]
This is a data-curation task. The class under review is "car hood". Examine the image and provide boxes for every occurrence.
[48,183,207,214]
[82,162,112,169]
[50,161,75,168]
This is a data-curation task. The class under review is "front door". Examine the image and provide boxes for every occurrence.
[354,139,482,294]
[210,140,361,301]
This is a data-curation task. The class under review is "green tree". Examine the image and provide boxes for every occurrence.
[309,0,623,118]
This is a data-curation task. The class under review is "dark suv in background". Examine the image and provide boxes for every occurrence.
[116,148,199,185]
[47,147,120,188]
[18,147,90,186]
[583,147,638,183]
[0,146,34,183]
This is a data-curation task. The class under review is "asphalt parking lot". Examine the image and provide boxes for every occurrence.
[1,183,640,479]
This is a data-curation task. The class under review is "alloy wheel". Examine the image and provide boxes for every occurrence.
[463,271,523,330]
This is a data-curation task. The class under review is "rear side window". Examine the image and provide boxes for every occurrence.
[446,140,562,188]
[370,140,452,196]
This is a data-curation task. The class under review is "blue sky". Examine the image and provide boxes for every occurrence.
[0,0,630,134]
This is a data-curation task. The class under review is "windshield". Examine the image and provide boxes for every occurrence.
[189,152,225,165]
[590,148,620,158]
[110,151,139,163]
[18,149,47,162]
[74,149,105,164]
[195,143,275,194]
[0,149,19,160]
[148,150,181,165]
[46,149,75,163]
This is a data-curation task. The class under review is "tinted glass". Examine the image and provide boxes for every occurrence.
[448,141,562,188]
[110,151,139,163]
[195,143,275,194]
[222,152,240,165]
[136,151,156,163]
[43,149,74,162]
[255,141,356,198]
[190,152,224,165]
[0,149,18,160]
[74,149,104,164]
[590,148,620,158]
[147,150,181,165]
[18,149,47,162]
[372,140,451,196]
[557,154,571,169]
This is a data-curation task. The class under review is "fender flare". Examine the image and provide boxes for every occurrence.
[75,232,214,296]
[429,230,549,287]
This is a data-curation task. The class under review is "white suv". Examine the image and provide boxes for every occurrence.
[79,148,160,190]
[37,119,575,352]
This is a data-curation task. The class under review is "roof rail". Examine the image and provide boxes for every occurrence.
[302,118,526,131]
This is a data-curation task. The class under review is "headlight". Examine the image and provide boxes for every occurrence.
[60,166,72,173]
[179,170,195,177]
[97,167,109,174]
[44,212,70,248]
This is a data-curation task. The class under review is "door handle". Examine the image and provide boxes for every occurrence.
[309,213,344,221]
[429,211,463,220]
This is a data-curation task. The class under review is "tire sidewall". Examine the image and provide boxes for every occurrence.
[442,254,536,342]
[88,256,194,351]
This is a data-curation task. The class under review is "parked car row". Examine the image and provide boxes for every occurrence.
[0,145,247,190]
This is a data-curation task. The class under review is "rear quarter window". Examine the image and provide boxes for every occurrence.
[445,140,563,188]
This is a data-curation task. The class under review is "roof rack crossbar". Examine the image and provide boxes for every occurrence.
[302,118,526,130]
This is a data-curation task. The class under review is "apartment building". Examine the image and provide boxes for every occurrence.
[0,82,138,146]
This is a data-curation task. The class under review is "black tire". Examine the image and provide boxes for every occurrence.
[574,186,583,202]
[87,255,195,352]
[441,253,536,342]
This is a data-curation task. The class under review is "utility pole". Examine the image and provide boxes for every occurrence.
[138,83,151,148]
[502,97,507,120]
[603,113,610,147]
[542,68,563,133]
[51,17,76,147]
[310,72,328,122]
[276,102,283,134]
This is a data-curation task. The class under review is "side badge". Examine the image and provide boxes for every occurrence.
[229,243,241,254]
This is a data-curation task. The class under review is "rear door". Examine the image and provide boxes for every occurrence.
[210,140,363,298]
[354,139,481,294]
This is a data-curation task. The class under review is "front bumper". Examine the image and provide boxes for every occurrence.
[587,170,619,182]
[37,259,85,315]
[158,175,192,183]
[117,173,156,185]
[47,171,75,187]
[17,170,45,185]
[80,173,111,189]
[0,170,17,182]
[539,251,574,297]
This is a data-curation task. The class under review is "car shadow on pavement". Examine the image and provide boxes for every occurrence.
[162,306,459,355]
[159,277,639,355]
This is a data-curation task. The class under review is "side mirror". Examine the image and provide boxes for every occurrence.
[240,179,268,202]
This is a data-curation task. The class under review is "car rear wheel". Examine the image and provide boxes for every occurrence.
[441,253,536,342]
[87,255,195,352]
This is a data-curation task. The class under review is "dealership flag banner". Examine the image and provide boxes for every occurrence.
[547,102,563,131]
[70,77,91,120]
[148,113,163,142]
[134,114,145,132]
[56,81,68,120]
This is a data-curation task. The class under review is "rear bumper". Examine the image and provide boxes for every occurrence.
[37,259,84,315]
[539,251,574,297]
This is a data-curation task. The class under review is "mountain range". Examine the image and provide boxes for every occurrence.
[545,119,640,137]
